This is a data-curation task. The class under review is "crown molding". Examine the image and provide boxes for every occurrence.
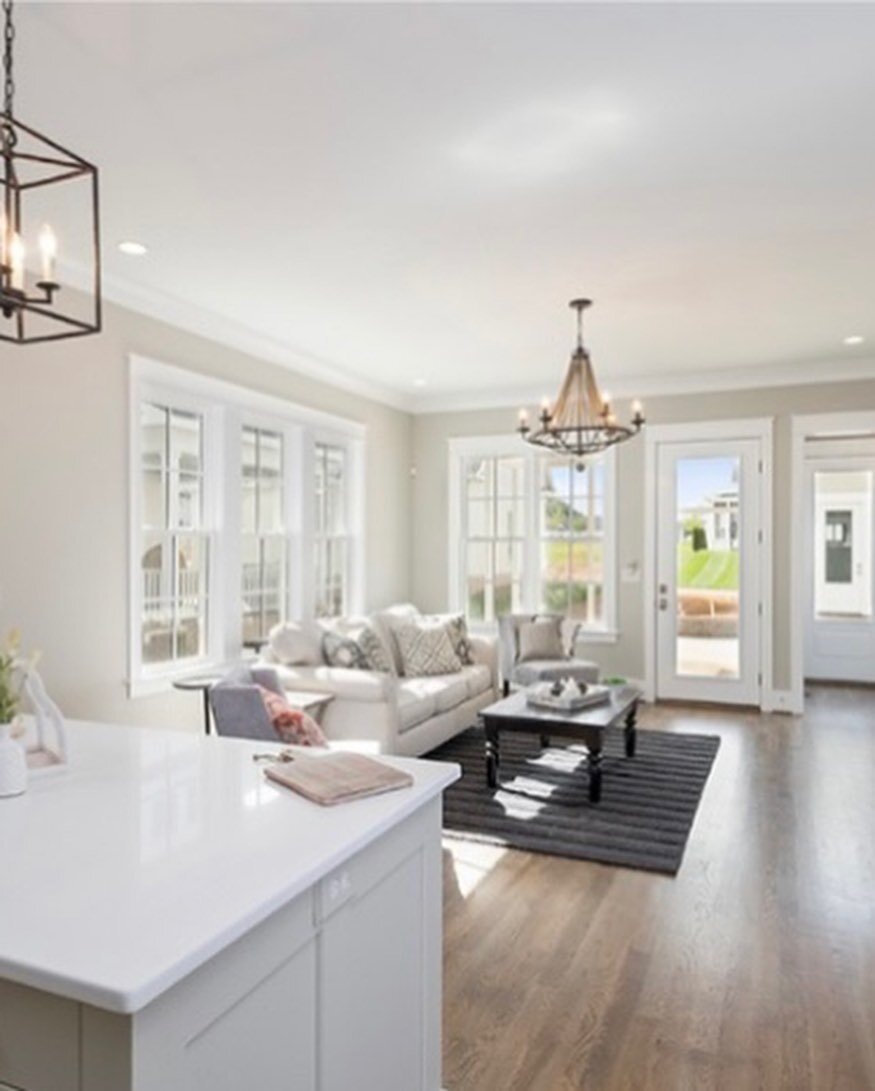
[55,260,875,419]
[87,266,414,413]
[408,354,875,415]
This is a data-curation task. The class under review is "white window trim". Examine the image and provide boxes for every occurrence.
[128,355,366,696]
[447,435,618,640]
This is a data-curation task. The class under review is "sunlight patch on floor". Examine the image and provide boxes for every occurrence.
[442,838,509,898]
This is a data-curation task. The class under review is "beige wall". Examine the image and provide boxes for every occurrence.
[411,378,875,692]
[0,299,412,731]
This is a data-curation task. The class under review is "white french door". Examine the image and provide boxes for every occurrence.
[654,438,763,705]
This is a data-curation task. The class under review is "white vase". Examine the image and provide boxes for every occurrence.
[0,720,27,798]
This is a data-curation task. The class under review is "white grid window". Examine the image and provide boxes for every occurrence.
[241,426,287,645]
[140,403,210,668]
[462,455,525,623]
[130,357,366,694]
[451,440,617,636]
[539,455,606,625]
[314,442,349,618]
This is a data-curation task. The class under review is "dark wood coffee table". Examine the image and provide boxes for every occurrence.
[479,686,641,803]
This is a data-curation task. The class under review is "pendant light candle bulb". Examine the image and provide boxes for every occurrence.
[38,224,57,283]
[9,233,25,291]
[518,407,529,431]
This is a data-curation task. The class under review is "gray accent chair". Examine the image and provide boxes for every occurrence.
[497,614,600,697]
[208,664,286,741]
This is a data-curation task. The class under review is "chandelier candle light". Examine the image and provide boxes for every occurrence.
[517,298,644,468]
[0,0,101,343]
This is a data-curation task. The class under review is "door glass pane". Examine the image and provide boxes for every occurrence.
[813,470,873,618]
[675,456,740,678]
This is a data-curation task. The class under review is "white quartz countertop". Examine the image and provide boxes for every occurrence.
[0,721,459,1014]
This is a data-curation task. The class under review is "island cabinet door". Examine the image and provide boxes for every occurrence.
[316,799,443,1091]
[0,979,80,1091]
[130,889,318,1091]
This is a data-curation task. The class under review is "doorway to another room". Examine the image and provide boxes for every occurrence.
[804,437,875,684]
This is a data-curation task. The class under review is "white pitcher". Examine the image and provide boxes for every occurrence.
[0,721,27,797]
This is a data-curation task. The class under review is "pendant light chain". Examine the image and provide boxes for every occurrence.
[2,0,13,120]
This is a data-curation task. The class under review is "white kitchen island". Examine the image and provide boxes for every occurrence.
[0,721,459,1091]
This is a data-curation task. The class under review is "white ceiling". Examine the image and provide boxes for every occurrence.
[16,2,875,409]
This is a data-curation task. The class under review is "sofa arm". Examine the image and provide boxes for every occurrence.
[469,635,499,695]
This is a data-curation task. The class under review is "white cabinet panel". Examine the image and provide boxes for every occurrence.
[185,938,317,1091]
[320,849,425,1091]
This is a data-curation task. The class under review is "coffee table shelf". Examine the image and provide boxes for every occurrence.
[479,685,641,803]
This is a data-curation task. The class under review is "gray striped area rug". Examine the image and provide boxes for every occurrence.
[429,726,720,875]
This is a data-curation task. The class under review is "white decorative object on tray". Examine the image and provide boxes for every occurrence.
[526,678,611,712]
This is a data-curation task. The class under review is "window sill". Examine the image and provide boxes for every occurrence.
[127,659,226,699]
[573,628,620,646]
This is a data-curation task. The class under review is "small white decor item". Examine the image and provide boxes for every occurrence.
[0,629,67,784]
[0,719,27,797]
[21,664,68,774]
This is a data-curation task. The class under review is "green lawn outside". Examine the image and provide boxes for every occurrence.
[677,543,739,590]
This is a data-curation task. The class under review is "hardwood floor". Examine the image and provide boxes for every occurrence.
[442,686,875,1090]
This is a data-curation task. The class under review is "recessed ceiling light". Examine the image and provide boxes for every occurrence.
[118,240,148,256]
[413,378,427,388]
[843,334,865,346]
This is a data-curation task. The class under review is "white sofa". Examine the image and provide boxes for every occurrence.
[258,604,499,756]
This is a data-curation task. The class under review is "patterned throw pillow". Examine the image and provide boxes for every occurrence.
[322,630,370,670]
[395,622,462,677]
[322,626,393,673]
[257,686,327,747]
[442,613,474,666]
[357,626,394,673]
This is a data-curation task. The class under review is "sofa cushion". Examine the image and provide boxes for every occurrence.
[395,622,462,677]
[462,663,492,699]
[397,679,437,731]
[513,658,600,687]
[271,663,393,703]
[426,673,470,713]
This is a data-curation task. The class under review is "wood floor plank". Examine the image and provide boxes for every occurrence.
[442,687,875,1090]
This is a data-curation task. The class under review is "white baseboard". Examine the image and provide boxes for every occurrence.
[761,689,802,715]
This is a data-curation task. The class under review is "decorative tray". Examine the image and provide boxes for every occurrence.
[525,684,611,712]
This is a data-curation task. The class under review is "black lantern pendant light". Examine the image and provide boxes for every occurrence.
[518,298,644,468]
[0,0,101,344]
